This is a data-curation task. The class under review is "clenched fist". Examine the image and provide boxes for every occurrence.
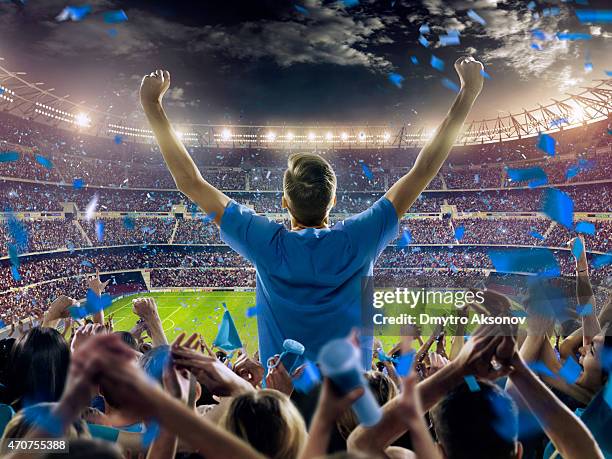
[454,56,484,96]
[140,69,171,108]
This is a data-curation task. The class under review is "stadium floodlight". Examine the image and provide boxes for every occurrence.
[383,132,391,141]
[221,128,232,141]
[308,132,316,141]
[267,132,276,142]
[175,131,184,140]
[74,113,91,127]
[286,132,294,141]
[340,132,348,141]
[358,131,366,141]
[325,132,333,141]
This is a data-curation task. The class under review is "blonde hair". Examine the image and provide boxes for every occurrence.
[221,389,307,459]
[337,371,399,439]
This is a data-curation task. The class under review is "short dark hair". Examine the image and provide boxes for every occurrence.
[283,153,336,226]
[113,331,138,351]
[431,380,518,459]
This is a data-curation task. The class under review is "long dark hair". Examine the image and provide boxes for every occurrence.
[7,327,70,410]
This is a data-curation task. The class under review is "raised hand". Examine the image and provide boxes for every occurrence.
[87,269,110,296]
[70,322,108,353]
[140,70,171,108]
[568,235,588,272]
[265,358,294,396]
[455,56,484,96]
[43,295,78,327]
[233,353,265,388]
[171,344,252,397]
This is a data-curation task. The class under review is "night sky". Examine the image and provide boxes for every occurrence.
[0,0,610,128]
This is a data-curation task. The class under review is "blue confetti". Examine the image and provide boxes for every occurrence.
[542,188,574,229]
[396,229,412,248]
[529,231,545,240]
[531,42,543,51]
[605,382,612,408]
[246,305,258,318]
[418,35,430,47]
[84,289,112,315]
[558,357,581,384]
[213,307,243,350]
[542,7,560,16]
[506,167,547,185]
[467,9,486,25]
[292,360,321,393]
[0,151,19,162]
[395,351,415,377]
[343,0,359,6]
[480,69,492,79]
[22,404,63,436]
[584,61,593,72]
[528,361,556,378]
[576,10,612,24]
[441,78,459,93]
[592,253,612,268]
[95,220,105,242]
[114,134,123,144]
[73,178,84,189]
[430,55,444,71]
[527,1,536,10]
[454,226,465,241]
[419,24,430,34]
[531,29,548,41]
[536,133,556,156]
[199,211,217,224]
[439,35,460,46]
[80,260,93,267]
[294,4,309,15]
[488,248,560,276]
[571,237,584,259]
[34,155,53,169]
[410,55,419,64]
[577,303,593,316]
[103,9,128,24]
[549,118,568,128]
[10,265,20,281]
[56,5,91,22]
[606,70,612,76]
[388,73,404,89]
[142,421,161,447]
[361,163,374,179]
[556,32,592,40]
[575,221,595,235]
[464,375,480,391]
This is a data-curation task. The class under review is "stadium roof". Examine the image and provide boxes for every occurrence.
[0,60,610,148]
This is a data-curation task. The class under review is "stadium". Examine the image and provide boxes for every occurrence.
[1,67,611,344]
[0,1,611,458]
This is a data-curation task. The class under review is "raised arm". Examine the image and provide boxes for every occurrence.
[508,354,604,459]
[570,236,601,346]
[140,70,230,224]
[385,57,484,217]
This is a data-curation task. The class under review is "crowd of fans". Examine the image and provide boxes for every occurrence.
[0,251,609,459]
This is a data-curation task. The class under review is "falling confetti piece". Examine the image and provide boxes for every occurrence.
[441,78,459,93]
[103,9,128,24]
[542,188,574,229]
[430,55,444,71]
[388,73,404,88]
[467,9,486,25]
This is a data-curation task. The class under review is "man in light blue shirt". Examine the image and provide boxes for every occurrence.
[140,57,484,368]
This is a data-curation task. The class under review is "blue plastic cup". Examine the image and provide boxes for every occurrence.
[318,338,382,427]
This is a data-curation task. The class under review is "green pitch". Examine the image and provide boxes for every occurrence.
[105,291,260,352]
[105,290,482,354]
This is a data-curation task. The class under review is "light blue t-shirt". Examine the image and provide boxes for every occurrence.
[220,196,399,369]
